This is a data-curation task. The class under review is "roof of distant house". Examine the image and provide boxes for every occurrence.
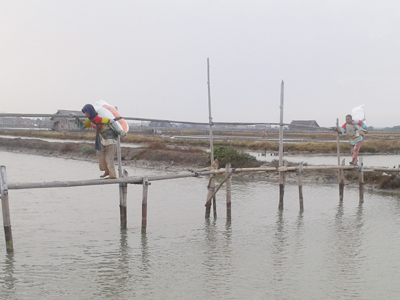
[290,120,320,127]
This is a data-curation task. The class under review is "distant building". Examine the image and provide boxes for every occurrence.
[289,120,320,131]
[148,121,172,128]
[51,110,84,131]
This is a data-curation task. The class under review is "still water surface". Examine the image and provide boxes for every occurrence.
[0,151,400,299]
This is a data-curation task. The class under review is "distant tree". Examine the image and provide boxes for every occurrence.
[367,126,374,131]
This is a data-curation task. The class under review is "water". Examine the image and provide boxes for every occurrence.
[1,151,400,299]
[250,151,400,168]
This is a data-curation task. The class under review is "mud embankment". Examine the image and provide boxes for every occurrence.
[1,136,400,192]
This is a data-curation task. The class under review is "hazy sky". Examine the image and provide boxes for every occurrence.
[1,1,399,127]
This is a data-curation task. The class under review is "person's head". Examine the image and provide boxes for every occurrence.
[345,114,353,124]
[81,104,97,119]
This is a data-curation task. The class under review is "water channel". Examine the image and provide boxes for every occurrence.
[0,150,400,299]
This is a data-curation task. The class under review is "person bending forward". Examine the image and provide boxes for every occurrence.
[78,104,118,179]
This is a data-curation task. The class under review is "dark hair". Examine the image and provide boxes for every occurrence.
[346,114,352,120]
[81,104,98,120]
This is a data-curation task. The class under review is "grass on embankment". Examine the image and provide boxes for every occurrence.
[1,130,400,154]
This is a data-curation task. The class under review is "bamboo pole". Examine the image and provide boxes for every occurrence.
[7,170,220,190]
[142,177,149,232]
[279,80,284,167]
[359,158,364,204]
[336,118,345,202]
[0,112,296,127]
[205,175,215,218]
[226,164,232,221]
[6,164,400,192]
[205,171,232,205]
[298,163,304,212]
[117,134,128,229]
[278,80,284,210]
[207,58,214,164]
[336,118,341,165]
[0,166,13,253]
[206,58,217,218]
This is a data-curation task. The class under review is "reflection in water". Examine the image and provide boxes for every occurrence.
[272,211,288,284]
[2,253,16,295]
[329,202,365,298]
[140,232,150,274]
[202,219,233,298]
[95,229,133,298]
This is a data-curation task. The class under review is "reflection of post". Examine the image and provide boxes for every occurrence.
[0,166,13,253]
[359,158,364,204]
[142,177,149,232]
[278,81,284,210]
[339,159,345,201]
[226,164,232,220]
[298,163,304,211]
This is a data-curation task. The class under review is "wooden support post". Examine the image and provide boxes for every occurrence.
[359,158,364,204]
[336,118,345,202]
[212,190,217,219]
[298,163,304,212]
[117,135,128,229]
[226,164,232,221]
[207,58,217,219]
[205,175,215,218]
[119,182,128,229]
[278,80,285,211]
[142,177,149,232]
[339,159,345,202]
[0,166,13,253]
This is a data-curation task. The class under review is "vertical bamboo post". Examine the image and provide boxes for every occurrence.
[142,177,149,232]
[339,159,345,202]
[0,166,13,253]
[298,163,304,212]
[336,118,341,165]
[359,157,364,204]
[278,80,285,210]
[117,134,128,229]
[207,58,214,164]
[207,58,217,217]
[212,188,217,219]
[205,175,215,218]
[226,164,232,220]
[336,118,344,202]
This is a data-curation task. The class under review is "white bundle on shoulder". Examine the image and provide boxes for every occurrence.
[352,104,366,125]
[351,104,367,135]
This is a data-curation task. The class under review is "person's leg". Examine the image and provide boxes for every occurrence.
[97,148,109,177]
[104,144,117,179]
[351,140,363,164]
[350,144,355,164]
